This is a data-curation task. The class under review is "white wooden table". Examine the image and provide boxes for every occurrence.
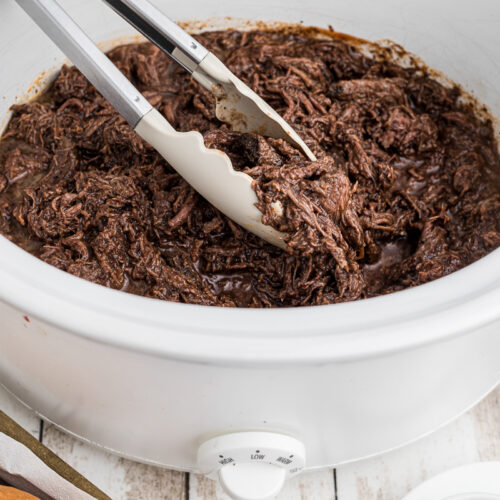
[1,383,499,499]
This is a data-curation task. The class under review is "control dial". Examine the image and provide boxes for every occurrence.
[197,431,306,500]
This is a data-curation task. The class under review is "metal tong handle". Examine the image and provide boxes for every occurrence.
[15,0,152,128]
[101,0,209,72]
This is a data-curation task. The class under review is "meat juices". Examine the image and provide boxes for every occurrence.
[0,30,499,307]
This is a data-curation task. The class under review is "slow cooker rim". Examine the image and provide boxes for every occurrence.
[0,235,499,365]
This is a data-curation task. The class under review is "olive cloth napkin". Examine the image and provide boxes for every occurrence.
[0,410,111,500]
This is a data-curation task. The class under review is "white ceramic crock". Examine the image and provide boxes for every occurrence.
[1,0,499,495]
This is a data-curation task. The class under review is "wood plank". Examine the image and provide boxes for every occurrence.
[471,385,500,461]
[0,384,40,438]
[189,469,336,500]
[41,424,186,500]
[335,385,500,500]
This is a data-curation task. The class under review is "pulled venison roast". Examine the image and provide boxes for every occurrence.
[0,30,499,307]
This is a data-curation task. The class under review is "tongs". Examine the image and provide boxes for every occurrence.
[15,0,317,248]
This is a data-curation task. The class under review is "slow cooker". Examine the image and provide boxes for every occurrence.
[1,0,499,497]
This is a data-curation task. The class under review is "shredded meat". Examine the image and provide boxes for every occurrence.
[0,29,499,307]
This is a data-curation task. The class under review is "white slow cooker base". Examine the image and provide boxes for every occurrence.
[4,377,499,475]
[1,301,499,472]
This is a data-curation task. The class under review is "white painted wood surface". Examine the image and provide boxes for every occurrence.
[1,383,499,499]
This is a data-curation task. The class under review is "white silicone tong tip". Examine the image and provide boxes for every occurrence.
[135,109,287,249]
[193,54,317,162]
